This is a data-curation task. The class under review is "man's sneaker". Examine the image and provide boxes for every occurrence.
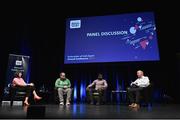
[59,102,64,105]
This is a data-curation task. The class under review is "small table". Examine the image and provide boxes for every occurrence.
[111,90,127,104]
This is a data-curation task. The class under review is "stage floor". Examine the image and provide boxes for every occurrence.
[0,103,180,119]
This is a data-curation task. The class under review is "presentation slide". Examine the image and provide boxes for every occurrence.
[64,12,160,64]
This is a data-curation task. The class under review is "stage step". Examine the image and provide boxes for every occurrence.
[1,101,23,106]
[1,101,10,106]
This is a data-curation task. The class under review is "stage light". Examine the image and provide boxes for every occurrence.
[73,80,77,103]
[80,80,86,102]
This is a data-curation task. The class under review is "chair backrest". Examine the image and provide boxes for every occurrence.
[92,92,100,96]
[10,85,26,96]
[141,83,154,103]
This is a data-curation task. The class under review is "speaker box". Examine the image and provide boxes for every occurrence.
[26,105,46,118]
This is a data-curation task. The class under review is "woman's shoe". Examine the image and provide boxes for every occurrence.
[34,96,42,100]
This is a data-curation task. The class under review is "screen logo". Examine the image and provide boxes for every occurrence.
[70,20,81,29]
[15,60,22,66]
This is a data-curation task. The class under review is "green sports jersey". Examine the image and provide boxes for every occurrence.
[55,78,71,88]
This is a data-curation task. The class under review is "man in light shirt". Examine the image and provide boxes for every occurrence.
[86,74,108,105]
[127,70,150,108]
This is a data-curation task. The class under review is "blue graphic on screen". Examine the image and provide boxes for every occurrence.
[64,12,160,64]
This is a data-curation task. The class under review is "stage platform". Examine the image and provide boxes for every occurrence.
[0,103,180,119]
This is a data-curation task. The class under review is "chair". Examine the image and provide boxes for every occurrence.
[92,92,100,103]
[54,87,73,104]
[140,83,153,106]
[87,89,107,105]
[9,84,27,106]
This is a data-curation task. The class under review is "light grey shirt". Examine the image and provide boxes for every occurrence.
[131,76,150,87]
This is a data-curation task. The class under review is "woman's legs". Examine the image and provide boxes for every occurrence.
[23,86,32,106]
[24,97,29,106]
[23,83,42,105]
[28,83,42,100]
[33,90,42,100]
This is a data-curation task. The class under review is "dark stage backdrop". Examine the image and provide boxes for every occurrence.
[0,0,179,103]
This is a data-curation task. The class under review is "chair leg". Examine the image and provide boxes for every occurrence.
[10,101,13,106]
[10,91,14,107]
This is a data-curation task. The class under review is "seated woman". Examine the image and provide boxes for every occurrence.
[12,71,42,106]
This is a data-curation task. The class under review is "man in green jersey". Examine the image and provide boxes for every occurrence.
[55,72,72,106]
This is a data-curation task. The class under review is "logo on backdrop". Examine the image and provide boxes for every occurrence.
[70,20,81,29]
[15,60,22,66]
